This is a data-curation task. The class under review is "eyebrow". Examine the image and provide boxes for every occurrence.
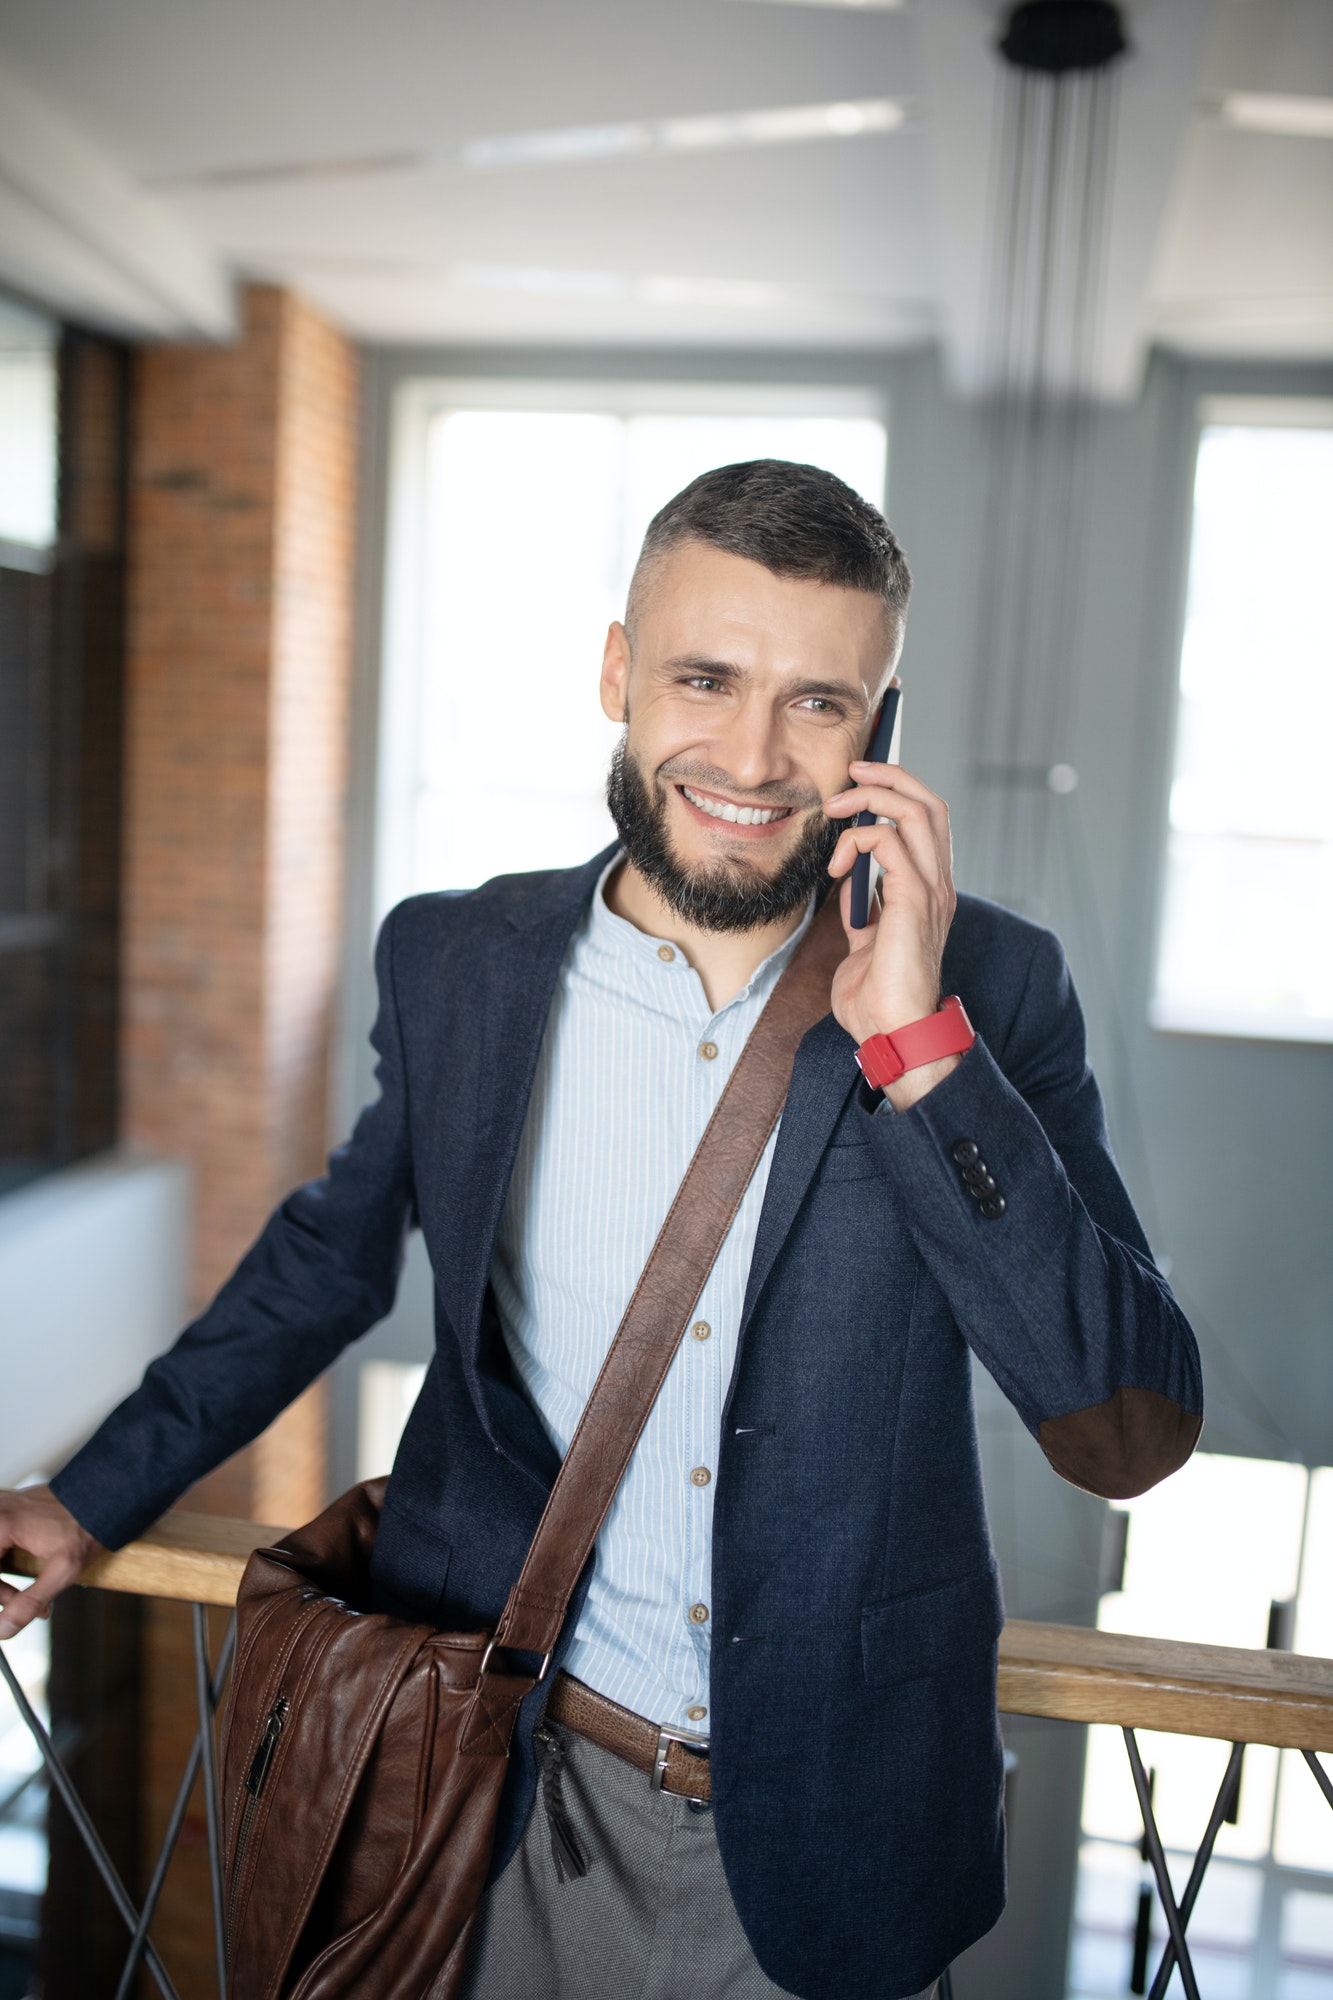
[662,654,870,710]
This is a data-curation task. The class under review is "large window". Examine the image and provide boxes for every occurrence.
[0,299,57,565]
[0,320,127,1194]
[376,380,887,920]
[1151,402,1333,1043]
[1068,1452,1333,1999]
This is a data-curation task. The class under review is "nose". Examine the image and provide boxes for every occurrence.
[712,695,788,795]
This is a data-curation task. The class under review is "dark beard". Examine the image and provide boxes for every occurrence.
[605,739,844,934]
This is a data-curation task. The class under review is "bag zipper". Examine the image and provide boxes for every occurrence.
[225,1695,289,1962]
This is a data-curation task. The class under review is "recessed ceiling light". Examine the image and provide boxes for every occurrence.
[451,264,906,316]
[146,94,906,192]
[1218,92,1333,140]
[461,97,905,170]
[728,0,906,10]
[453,264,629,299]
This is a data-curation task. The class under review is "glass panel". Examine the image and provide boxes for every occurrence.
[1279,1888,1333,1996]
[1152,419,1333,1041]
[1099,1452,1307,1651]
[1068,1841,1264,1999]
[0,301,57,554]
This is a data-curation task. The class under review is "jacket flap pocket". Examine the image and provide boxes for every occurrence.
[861,1565,1003,1688]
[369,1496,452,1620]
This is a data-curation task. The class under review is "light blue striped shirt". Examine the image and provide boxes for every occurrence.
[491,858,814,1734]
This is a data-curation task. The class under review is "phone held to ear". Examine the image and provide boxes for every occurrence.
[849,686,903,931]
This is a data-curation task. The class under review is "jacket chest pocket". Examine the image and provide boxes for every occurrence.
[817,1141,890,1186]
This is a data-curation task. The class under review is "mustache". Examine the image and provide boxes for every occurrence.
[655,757,822,813]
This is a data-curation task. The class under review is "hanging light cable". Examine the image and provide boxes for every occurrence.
[962,0,1128,914]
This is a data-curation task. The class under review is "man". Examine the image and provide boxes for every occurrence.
[0,461,1201,1999]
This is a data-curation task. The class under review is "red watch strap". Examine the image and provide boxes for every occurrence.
[854,996,976,1090]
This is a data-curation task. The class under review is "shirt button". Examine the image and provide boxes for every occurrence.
[699,1041,718,1061]
[657,944,675,963]
[690,1466,712,1488]
[687,1705,708,1722]
[689,1603,709,1625]
[691,1320,712,1342]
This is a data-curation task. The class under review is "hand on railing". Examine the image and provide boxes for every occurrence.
[0,1484,101,1640]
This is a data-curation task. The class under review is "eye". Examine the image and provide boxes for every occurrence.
[685,675,725,693]
[795,696,844,718]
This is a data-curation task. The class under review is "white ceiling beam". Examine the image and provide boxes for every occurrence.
[915,0,1219,401]
[0,61,234,338]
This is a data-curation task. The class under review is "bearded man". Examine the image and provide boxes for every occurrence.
[0,460,1201,2000]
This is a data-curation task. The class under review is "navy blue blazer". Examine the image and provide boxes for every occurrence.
[53,848,1203,1999]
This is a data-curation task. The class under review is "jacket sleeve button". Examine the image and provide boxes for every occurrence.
[979,1194,1007,1220]
[952,1139,980,1166]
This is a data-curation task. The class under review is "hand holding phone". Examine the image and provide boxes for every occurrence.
[849,685,903,930]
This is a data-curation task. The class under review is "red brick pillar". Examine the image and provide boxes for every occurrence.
[121,284,358,1991]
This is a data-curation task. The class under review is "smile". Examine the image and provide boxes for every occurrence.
[679,786,795,827]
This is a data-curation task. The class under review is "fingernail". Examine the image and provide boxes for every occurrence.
[0,1619,18,1641]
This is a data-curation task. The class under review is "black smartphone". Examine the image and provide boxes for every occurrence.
[849,685,903,930]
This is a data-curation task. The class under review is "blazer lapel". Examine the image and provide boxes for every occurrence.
[736,1010,860,1341]
[424,848,614,1388]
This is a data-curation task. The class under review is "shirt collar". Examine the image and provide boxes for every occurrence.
[587,851,817,1012]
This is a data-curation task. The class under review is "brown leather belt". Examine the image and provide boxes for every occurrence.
[544,1673,712,1803]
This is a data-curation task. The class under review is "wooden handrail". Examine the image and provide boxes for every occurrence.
[8,1514,1333,1752]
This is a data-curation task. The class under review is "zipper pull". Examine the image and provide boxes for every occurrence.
[245,1696,289,1797]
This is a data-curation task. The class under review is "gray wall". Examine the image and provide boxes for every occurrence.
[330,337,1333,1998]
[1,1153,190,1486]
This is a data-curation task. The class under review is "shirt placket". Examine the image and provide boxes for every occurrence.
[678,985,754,1726]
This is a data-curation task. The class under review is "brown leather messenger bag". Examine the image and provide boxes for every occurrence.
[219,896,846,2000]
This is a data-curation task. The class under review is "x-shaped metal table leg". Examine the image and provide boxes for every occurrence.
[1123,1727,1202,2000]
[0,1606,237,2000]
[112,1611,236,2000]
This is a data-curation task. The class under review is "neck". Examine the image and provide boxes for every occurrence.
[604,858,809,1012]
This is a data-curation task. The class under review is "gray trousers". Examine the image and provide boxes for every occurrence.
[458,1721,939,2000]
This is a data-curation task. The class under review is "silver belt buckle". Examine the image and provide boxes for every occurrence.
[652,1722,711,1803]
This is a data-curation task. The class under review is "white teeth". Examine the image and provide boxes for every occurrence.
[682,786,787,826]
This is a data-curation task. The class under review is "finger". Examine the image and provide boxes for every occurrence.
[828,818,938,900]
[823,786,944,883]
[0,1560,76,1641]
[0,1587,49,1641]
[846,761,942,809]
[844,763,952,858]
[824,788,948,900]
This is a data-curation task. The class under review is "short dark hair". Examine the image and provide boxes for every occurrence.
[627,458,912,633]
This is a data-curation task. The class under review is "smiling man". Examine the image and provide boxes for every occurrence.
[0,460,1202,2000]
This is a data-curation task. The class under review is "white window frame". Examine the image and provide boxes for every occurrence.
[374,375,890,934]
[1149,394,1333,1045]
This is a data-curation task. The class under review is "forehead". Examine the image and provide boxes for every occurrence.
[634,541,894,691]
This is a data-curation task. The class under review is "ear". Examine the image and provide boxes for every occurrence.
[600,621,632,723]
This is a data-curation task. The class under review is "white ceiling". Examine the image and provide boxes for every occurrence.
[0,0,1328,392]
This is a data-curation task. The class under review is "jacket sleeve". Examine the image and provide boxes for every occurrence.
[49,906,419,1549]
[861,926,1203,1499]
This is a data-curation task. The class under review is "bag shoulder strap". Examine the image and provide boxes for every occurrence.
[490,892,847,1665]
